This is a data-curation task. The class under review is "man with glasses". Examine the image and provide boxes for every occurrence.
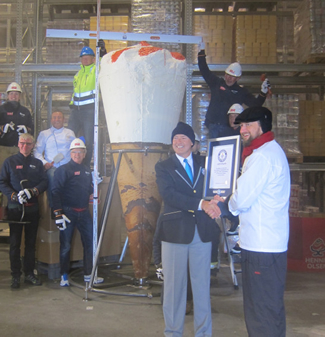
[52,138,103,287]
[0,82,33,147]
[0,133,48,289]
[34,111,75,211]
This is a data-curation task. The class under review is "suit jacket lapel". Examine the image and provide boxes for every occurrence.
[192,155,203,188]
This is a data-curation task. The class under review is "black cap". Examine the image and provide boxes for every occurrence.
[234,106,272,133]
[171,122,195,145]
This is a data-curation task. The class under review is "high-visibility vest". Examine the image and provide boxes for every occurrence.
[70,63,96,107]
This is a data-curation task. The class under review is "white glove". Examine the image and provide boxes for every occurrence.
[17,125,28,135]
[2,122,15,134]
[198,41,205,50]
[17,190,28,204]
[55,214,71,231]
[156,267,164,281]
[17,188,35,204]
[261,78,271,94]
[92,171,103,185]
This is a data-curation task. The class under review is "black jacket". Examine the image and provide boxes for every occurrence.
[198,54,266,127]
[52,159,93,211]
[0,152,48,206]
[155,153,219,244]
[0,101,34,146]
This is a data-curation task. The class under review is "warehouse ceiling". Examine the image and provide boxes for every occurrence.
[45,1,304,20]
[0,1,304,20]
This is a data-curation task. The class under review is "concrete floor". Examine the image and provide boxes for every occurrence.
[0,235,325,337]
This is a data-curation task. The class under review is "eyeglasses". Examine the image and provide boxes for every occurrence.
[19,142,33,146]
[71,150,85,154]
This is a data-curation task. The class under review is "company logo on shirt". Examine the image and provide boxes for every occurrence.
[16,165,23,169]
[19,112,26,117]
[7,112,13,116]
[85,171,90,175]
[220,86,226,91]
[74,171,80,175]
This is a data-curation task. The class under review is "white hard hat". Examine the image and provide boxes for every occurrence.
[227,104,244,115]
[7,82,22,93]
[70,138,86,150]
[225,62,242,77]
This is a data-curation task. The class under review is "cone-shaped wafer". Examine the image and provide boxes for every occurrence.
[111,143,169,279]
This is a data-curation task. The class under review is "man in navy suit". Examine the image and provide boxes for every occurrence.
[155,122,221,337]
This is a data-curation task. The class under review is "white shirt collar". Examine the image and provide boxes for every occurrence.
[175,153,193,169]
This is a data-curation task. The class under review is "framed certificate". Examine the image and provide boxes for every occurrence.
[203,135,241,199]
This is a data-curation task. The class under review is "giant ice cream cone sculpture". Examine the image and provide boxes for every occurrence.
[99,42,186,279]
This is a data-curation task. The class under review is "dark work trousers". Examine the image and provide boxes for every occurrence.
[68,108,94,167]
[241,249,287,337]
[211,235,219,264]
[59,207,93,276]
[8,205,39,278]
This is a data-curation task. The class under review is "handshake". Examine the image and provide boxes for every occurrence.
[202,195,232,220]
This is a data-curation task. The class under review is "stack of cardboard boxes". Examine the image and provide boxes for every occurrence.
[299,101,325,157]
[193,14,277,64]
[89,16,130,53]
[236,15,277,64]
[294,0,325,63]
[193,15,234,64]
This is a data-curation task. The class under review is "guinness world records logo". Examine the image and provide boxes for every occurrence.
[218,149,227,162]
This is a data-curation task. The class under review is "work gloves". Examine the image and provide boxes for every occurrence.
[54,210,71,231]
[92,171,103,185]
[2,122,15,134]
[155,263,164,281]
[17,188,38,204]
[17,125,28,135]
[261,78,271,94]
[1,123,28,136]
[11,192,19,203]
[98,39,107,57]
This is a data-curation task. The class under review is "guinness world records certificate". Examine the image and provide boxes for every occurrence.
[203,135,241,199]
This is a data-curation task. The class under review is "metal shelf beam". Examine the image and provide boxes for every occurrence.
[2,62,325,74]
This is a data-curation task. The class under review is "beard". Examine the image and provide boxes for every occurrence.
[242,136,253,147]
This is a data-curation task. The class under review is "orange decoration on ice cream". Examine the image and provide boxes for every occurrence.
[171,52,186,61]
[111,47,132,63]
[111,41,186,63]
[139,46,162,57]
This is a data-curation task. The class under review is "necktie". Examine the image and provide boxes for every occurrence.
[183,158,193,183]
